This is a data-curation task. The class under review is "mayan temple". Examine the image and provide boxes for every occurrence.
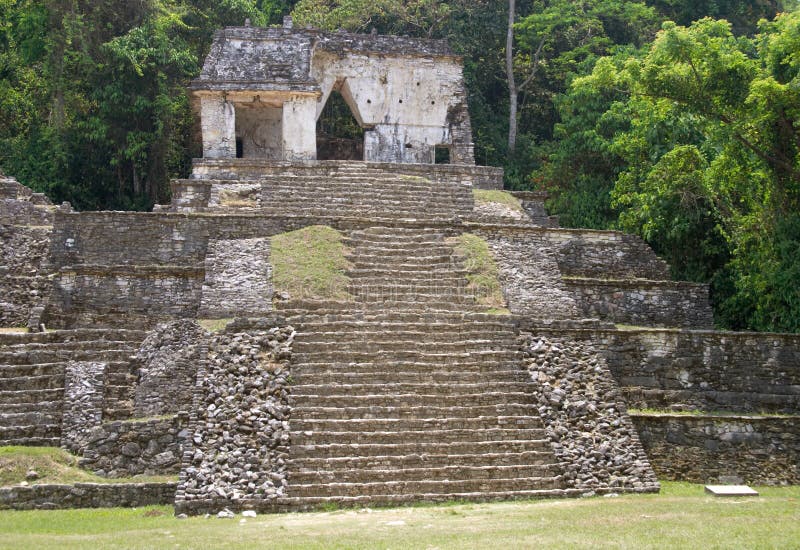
[1,20,797,513]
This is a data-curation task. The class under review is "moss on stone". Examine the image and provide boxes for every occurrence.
[473,189,524,212]
[198,318,232,333]
[0,447,176,486]
[271,225,353,301]
[449,233,507,311]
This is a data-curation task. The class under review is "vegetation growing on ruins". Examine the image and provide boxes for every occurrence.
[0,0,798,331]
[270,225,353,301]
[449,233,507,312]
[1,483,800,548]
[472,189,525,213]
[0,446,176,486]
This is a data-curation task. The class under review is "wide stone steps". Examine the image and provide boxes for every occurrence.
[0,423,61,441]
[281,488,578,509]
[292,349,522,364]
[288,476,562,498]
[295,328,514,343]
[0,360,128,378]
[291,370,527,385]
[0,373,65,391]
[291,362,524,377]
[291,463,560,484]
[0,410,62,427]
[292,427,548,446]
[291,403,538,420]
[290,392,533,409]
[0,399,63,414]
[0,436,61,447]
[293,339,513,354]
[290,450,558,470]
[0,348,135,366]
[290,439,555,459]
[292,416,545,435]
[0,388,65,405]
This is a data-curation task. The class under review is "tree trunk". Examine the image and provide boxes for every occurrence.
[506,0,518,155]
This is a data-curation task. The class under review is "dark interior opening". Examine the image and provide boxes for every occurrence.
[235,138,244,159]
[316,90,364,161]
[435,145,451,165]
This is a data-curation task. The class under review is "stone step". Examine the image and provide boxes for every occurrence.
[292,340,514,355]
[263,193,469,208]
[0,423,61,441]
[0,399,63,414]
[0,374,64,391]
[292,430,546,445]
[291,417,545,436]
[290,438,554,459]
[295,328,514,342]
[291,350,523,365]
[0,329,146,346]
[0,360,129,378]
[349,254,457,265]
[290,392,533,409]
[288,476,563,498]
[290,450,558,470]
[291,403,538,420]
[280,488,577,509]
[0,388,64,405]
[290,464,561,484]
[0,436,61,447]
[291,361,525,375]
[291,371,526,385]
[281,307,512,324]
[343,239,453,250]
[0,410,62,427]
[0,348,135,366]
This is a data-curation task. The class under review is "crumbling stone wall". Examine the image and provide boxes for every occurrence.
[134,320,209,417]
[478,230,580,320]
[78,415,189,477]
[199,238,273,318]
[632,414,800,485]
[61,361,107,453]
[544,230,671,280]
[540,328,800,414]
[175,325,294,513]
[0,483,177,510]
[565,278,714,329]
[521,335,659,493]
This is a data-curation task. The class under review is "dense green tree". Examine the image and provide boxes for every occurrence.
[539,12,799,331]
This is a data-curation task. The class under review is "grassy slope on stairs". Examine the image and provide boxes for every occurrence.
[0,447,176,486]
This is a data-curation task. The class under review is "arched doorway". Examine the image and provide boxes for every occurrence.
[316,87,364,161]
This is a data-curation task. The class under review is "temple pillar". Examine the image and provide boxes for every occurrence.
[200,95,236,159]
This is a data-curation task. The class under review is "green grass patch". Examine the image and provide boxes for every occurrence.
[473,189,525,212]
[449,233,507,311]
[0,447,176,486]
[271,225,353,302]
[198,318,233,333]
[0,483,799,549]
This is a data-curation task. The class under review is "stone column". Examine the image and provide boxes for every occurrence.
[200,95,236,159]
[282,96,317,161]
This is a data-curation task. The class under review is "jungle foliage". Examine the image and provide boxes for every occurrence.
[0,0,797,331]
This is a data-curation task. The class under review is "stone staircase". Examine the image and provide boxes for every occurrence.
[279,224,569,507]
[0,329,145,446]
[258,165,474,221]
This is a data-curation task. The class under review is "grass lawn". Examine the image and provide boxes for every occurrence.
[0,483,798,549]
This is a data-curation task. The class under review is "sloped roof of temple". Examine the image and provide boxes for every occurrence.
[190,23,458,93]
